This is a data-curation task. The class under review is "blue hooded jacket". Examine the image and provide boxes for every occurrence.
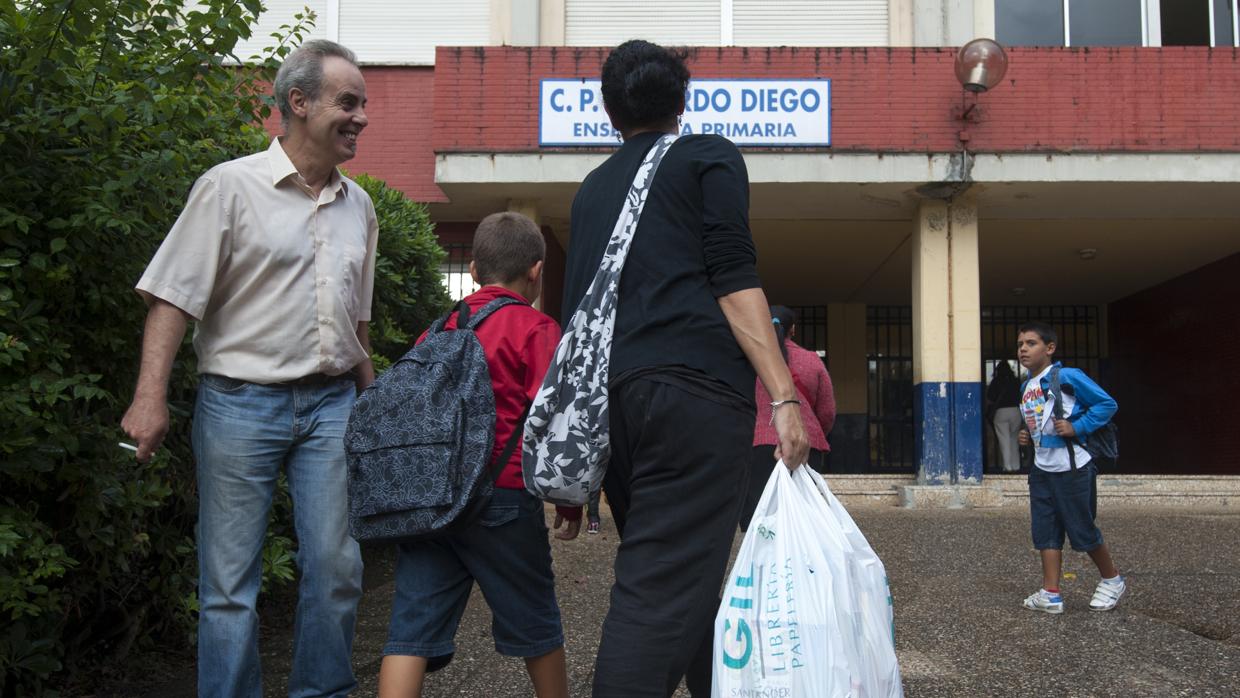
[1021,362,1117,450]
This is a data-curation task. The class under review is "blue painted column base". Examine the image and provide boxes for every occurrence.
[913,381,983,484]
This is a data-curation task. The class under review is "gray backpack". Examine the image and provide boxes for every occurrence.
[346,297,526,541]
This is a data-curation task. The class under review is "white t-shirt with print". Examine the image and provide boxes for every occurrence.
[1020,365,1092,473]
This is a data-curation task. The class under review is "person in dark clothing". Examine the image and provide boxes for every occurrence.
[987,360,1023,472]
[563,40,810,698]
[585,487,603,535]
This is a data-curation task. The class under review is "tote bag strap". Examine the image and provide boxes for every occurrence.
[581,133,680,304]
[521,134,679,506]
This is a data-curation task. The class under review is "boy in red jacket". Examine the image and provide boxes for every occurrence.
[378,212,580,698]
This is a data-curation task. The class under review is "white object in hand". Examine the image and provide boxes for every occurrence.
[117,442,139,453]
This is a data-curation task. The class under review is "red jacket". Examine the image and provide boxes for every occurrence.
[753,339,836,451]
[419,286,580,519]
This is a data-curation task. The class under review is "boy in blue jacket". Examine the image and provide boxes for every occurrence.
[1016,321,1124,614]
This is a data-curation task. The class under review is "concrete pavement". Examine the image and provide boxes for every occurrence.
[134,502,1240,697]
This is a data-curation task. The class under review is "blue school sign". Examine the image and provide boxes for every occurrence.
[539,79,831,147]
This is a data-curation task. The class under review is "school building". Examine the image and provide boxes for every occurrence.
[249,1,1240,489]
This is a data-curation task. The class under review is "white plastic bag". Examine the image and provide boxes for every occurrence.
[713,464,903,698]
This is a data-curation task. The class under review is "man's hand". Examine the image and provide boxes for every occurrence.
[773,403,810,471]
[1053,419,1077,438]
[1018,429,1031,446]
[553,513,581,541]
[122,299,189,463]
[122,396,169,463]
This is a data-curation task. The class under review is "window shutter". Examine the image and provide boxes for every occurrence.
[733,0,888,46]
[340,0,490,64]
[565,0,722,46]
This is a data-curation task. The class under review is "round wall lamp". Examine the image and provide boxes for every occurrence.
[955,38,1008,93]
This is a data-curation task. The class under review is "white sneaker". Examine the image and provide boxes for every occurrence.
[1023,589,1064,614]
[1090,577,1126,611]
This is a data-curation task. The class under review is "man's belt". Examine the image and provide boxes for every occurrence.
[276,371,355,386]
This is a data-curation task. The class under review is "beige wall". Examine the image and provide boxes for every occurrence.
[828,303,869,414]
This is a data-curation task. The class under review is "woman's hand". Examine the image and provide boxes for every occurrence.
[772,402,810,471]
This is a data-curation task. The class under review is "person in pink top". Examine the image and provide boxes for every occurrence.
[741,305,838,530]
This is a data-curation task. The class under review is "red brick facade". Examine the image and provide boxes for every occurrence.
[1108,253,1240,474]
[431,46,1240,155]
[263,48,1240,205]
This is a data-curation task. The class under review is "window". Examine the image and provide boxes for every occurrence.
[1070,0,1144,46]
[996,0,1141,46]
[440,244,479,301]
[1163,0,1238,46]
[995,0,1065,46]
[997,0,1240,47]
[1216,0,1239,45]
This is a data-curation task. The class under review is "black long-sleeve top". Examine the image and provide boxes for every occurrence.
[564,132,762,402]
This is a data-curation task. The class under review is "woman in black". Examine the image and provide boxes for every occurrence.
[564,40,810,697]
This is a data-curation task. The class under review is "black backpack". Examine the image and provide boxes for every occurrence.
[345,297,527,541]
[1049,366,1119,469]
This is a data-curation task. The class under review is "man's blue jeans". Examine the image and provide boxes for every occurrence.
[192,374,364,698]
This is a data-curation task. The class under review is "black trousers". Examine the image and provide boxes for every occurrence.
[592,378,754,698]
[738,445,826,531]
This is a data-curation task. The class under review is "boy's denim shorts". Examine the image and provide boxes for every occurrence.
[1028,462,1104,552]
[382,487,564,667]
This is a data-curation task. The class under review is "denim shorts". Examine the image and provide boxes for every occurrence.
[383,487,564,666]
[1028,463,1104,552]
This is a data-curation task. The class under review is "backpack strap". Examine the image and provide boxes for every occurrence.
[461,294,532,483]
[464,296,528,330]
[425,301,465,337]
[1049,366,1078,472]
[487,402,531,484]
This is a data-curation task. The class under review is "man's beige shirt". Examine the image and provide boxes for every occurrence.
[137,139,379,384]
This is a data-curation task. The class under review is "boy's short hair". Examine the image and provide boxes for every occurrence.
[1018,321,1058,347]
[472,212,545,284]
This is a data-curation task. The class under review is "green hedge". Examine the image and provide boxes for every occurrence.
[0,2,449,694]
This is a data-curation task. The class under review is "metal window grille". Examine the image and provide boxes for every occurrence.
[855,305,1103,474]
[866,306,915,473]
[440,243,479,301]
[788,305,828,363]
[981,305,1100,379]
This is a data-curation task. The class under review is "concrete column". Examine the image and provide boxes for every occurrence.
[491,0,540,46]
[510,0,540,45]
[540,0,566,46]
[911,0,991,46]
[973,0,995,41]
[888,0,915,45]
[912,0,945,46]
[911,198,982,484]
[827,303,868,471]
[507,199,541,225]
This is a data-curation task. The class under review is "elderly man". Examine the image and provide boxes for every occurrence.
[122,40,375,697]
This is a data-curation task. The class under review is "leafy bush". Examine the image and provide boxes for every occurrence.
[0,1,447,694]
[350,172,451,365]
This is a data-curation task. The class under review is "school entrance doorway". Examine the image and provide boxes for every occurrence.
[810,304,1104,474]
